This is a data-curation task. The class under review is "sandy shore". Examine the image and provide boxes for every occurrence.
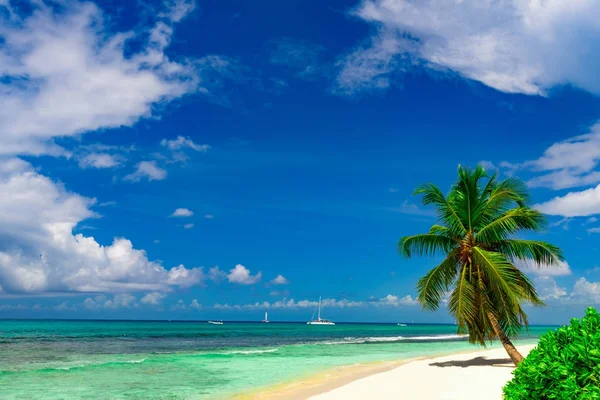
[309,344,535,400]
[235,344,535,400]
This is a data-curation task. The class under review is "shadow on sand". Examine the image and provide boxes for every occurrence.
[429,357,514,368]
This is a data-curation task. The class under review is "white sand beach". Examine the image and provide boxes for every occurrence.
[309,345,535,400]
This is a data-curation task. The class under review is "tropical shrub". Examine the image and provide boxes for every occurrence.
[503,307,600,399]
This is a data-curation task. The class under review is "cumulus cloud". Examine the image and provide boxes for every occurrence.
[377,294,418,306]
[526,276,600,305]
[534,276,567,301]
[171,299,187,310]
[0,158,204,295]
[208,266,227,283]
[227,264,262,285]
[213,294,419,310]
[516,259,572,277]
[83,294,137,309]
[190,299,201,309]
[570,278,600,304]
[140,292,167,305]
[270,275,290,285]
[124,161,167,182]
[171,208,193,217]
[0,0,203,156]
[183,223,194,229]
[535,184,600,217]
[338,0,600,96]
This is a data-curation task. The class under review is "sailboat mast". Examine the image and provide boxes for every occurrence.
[318,296,321,320]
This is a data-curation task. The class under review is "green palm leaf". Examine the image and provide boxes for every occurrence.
[401,165,564,364]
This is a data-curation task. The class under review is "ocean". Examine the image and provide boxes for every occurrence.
[0,320,551,399]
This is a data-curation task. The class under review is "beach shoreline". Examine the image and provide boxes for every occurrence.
[234,343,536,400]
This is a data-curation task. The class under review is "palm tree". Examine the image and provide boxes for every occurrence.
[399,165,564,365]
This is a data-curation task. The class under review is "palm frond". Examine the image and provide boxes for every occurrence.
[476,207,546,244]
[416,253,459,310]
[414,183,467,236]
[448,264,477,337]
[399,234,457,258]
[497,239,564,266]
[476,177,529,229]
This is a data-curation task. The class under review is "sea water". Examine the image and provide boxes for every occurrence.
[0,320,551,399]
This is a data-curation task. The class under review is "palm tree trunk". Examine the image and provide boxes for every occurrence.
[487,312,524,366]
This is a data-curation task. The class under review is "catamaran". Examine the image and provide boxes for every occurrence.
[262,312,269,323]
[307,296,335,325]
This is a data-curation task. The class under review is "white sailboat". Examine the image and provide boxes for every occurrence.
[307,297,335,325]
[208,320,223,325]
[262,311,270,323]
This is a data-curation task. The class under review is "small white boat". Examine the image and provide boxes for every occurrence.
[307,297,335,325]
[208,320,223,325]
[262,312,270,323]
[398,323,407,326]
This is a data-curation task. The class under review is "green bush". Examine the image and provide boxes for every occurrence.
[503,307,600,399]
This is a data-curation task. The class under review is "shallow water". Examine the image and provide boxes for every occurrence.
[0,320,551,399]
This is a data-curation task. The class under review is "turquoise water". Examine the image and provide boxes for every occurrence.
[0,320,552,399]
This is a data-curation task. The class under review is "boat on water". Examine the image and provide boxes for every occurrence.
[262,312,270,323]
[208,320,223,325]
[397,323,407,326]
[307,296,335,325]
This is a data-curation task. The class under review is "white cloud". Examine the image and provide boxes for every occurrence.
[516,259,572,277]
[588,228,600,234]
[208,266,227,282]
[171,299,187,310]
[160,136,210,152]
[204,214,214,219]
[570,278,600,304]
[212,294,418,310]
[377,294,418,306]
[335,31,404,95]
[103,293,137,309]
[338,0,600,96]
[141,292,167,305]
[227,264,262,285]
[78,153,122,169]
[99,201,117,207]
[190,299,201,310]
[270,275,289,285]
[0,158,204,295]
[534,276,567,301]
[183,223,194,229]
[535,184,600,217]
[124,161,167,182]
[83,296,131,310]
[524,123,600,190]
[55,301,76,311]
[0,0,201,156]
[171,208,193,217]
[528,276,600,305]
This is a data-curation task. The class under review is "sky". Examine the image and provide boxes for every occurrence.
[1,0,600,324]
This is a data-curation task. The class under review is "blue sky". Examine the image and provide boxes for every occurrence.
[1,0,600,324]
